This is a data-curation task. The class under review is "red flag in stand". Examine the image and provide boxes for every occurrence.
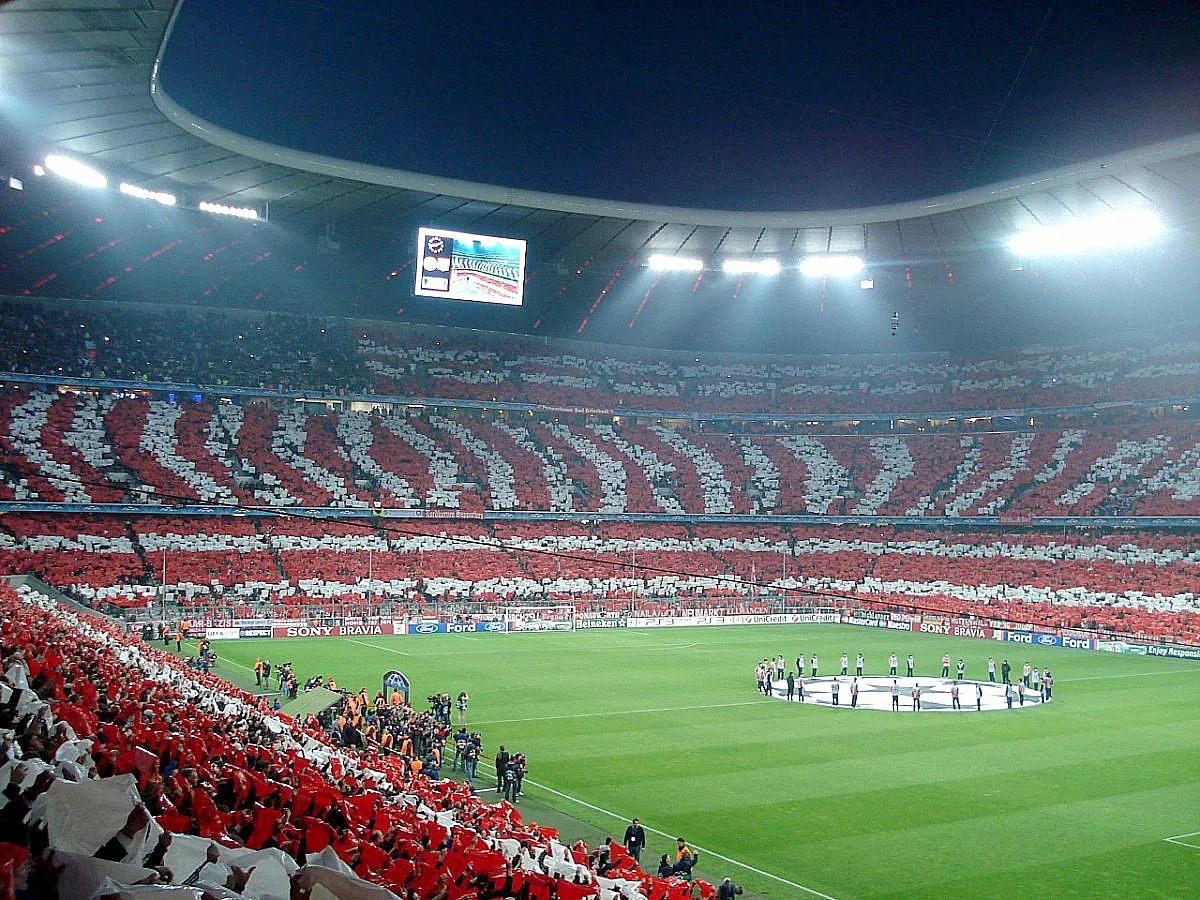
[381,856,413,890]
[155,812,192,833]
[301,817,335,853]
[246,805,282,850]
[354,843,391,877]
[556,879,599,900]
[190,789,227,839]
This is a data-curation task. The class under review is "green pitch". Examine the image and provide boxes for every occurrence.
[215,625,1200,898]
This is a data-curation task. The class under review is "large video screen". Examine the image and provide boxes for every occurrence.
[414,227,527,306]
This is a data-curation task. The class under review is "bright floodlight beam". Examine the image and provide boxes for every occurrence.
[1007,210,1164,257]
[722,258,781,276]
[43,154,107,189]
[120,183,176,206]
[198,200,259,220]
[647,254,703,271]
[799,255,864,278]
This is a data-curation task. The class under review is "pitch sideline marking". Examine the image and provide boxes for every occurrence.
[344,638,412,656]
[346,637,697,654]
[1070,667,1200,682]
[471,699,766,727]
[1163,831,1200,850]
[522,776,837,899]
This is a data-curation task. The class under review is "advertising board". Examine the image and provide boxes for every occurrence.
[271,623,398,638]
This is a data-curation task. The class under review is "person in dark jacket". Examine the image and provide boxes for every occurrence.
[717,878,744,899]
[494,745,510,792]
[623,818,646,864]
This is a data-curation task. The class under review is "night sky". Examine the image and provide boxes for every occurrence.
[161,0,1200,211]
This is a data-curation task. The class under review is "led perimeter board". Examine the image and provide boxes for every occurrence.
[415,227,527,306]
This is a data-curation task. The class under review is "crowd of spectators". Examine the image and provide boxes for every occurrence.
[2,516,1199,645]
[0,581,713,899]
[0,301,371,393]
[3,299,1199,416]
[3,386,1200,517]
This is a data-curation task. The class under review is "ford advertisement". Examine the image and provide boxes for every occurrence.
[407,621,510,635]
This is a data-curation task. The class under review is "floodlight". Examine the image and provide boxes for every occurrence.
[799,255,864,278]
[647,254,703,271]
[120,182,177,206]
[1007,210,1164,257]
[198,200,259,220]
[43,154,107,189]
[859,278,874,290]
[32,165,45,177]
[722,258,781,276]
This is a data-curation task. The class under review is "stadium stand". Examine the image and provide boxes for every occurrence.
[1,518,1197,645]
[2,390,1199,517]
[0,580,713,899]
[3,300,1200,415]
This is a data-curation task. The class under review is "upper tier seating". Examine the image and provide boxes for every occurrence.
[357,326,1200,414]
[3,301,1199,414]
[3,391,1199,517]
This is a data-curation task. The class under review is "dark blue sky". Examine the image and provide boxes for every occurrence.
[160,0,1200,211]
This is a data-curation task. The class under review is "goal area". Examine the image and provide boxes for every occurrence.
[502,604,577,633]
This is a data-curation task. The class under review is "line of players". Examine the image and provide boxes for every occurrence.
[754,651,1055,707]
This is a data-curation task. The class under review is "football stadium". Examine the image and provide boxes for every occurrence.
[1,2,1200,898]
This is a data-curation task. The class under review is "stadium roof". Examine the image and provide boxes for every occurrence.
[3,1,1200,243]
[3,1,1200,357]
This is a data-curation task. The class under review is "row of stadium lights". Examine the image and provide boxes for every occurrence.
[24,152,1165,254]
[30,154,261,221]
[647,209,1166,280]
[649,253,874,287]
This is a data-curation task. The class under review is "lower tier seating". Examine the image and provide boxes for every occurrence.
[1,516,1196,645]
[0,582,710,900]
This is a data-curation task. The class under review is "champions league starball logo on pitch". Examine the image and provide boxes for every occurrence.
[770,675,1047,712]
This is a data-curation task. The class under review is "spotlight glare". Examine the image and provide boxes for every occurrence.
[1007,210,1164,257]
[198,200,259,220]
[43,154,107,189]
[32,165,45,177]
[800,255,864,278]
[120,182,177,206]
[647,254,703,271]
[722,258,781,276]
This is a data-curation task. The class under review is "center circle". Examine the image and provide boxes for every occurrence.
[767,675,1047,712]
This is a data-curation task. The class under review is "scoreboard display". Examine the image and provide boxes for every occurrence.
[415,227,527,306]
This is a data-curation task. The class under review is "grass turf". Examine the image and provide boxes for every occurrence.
[213,625,1200,898]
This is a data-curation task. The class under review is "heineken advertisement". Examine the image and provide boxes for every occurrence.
[1145,644,1200,660]
[1097,640,1200,660]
